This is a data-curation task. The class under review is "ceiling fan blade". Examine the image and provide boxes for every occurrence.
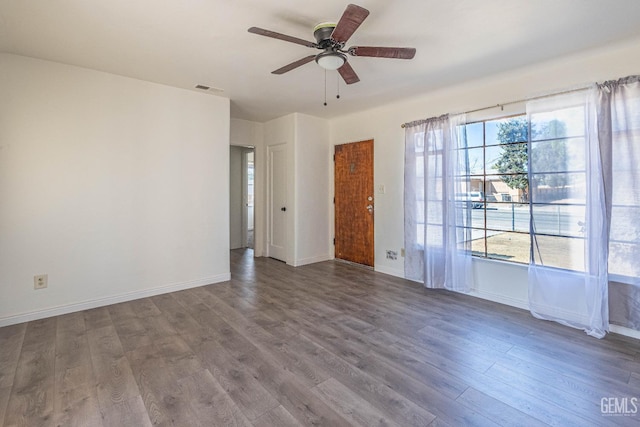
[350,46,416,59]
[338,61,360,85]
[331,4,370,44]
[248,27,317,48]
[272,55,317,74]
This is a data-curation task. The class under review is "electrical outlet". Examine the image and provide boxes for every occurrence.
[386,250,398,260]
[34,274,48,290]
[377,184,386,194]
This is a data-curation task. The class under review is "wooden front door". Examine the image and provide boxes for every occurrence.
[334,140,374,266]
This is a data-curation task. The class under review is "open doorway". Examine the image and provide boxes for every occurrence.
[246,150,254,248]
[230,145,255,250]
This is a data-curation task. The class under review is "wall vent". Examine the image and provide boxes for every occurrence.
[195,84,225,93]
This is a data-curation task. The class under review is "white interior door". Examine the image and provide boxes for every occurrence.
[268,144,287,261]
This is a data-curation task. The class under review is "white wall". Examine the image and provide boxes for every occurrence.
[0,54,231,326]
[293,113,331,266]
[329,36,640,308]
[262,113,331,266]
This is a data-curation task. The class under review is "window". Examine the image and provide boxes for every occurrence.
[460,115,532,263]
[458,110,588,268]
[411,102,639,277]
[413,129,446,249]
[607,96,640,281]
[528,105,588,271]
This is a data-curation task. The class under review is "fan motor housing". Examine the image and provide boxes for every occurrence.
[313,22,336,48]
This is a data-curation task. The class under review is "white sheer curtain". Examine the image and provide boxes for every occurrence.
[404,114,473,292]
[599,76,640,329]
[527,90,610,338]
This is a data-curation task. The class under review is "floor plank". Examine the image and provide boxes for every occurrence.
[177,369,253,427]
[456,387,548,427]
[0,323,26,389]
[100,395,152,427]
[125,343,196,427]
[252,405,303,427]
[87,325,140,410]
[0,387,10,427]
[54,312,102,427]
[311,378,404,427]
[197,341,279,421]
[4,318,56,427]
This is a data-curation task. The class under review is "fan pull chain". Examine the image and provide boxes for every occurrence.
[337,73,340,99]
[324,70,327,106]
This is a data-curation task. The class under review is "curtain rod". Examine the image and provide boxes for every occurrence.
[400,85,591,129]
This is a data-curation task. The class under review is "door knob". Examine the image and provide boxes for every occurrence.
[281,207,287,212]
[366,204,373,213]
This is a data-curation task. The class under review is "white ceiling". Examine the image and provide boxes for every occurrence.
[2,0,640,122]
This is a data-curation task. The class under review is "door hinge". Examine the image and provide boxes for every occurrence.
[333,197,335,204]
[333,238,335,245]
[333,154,335,162]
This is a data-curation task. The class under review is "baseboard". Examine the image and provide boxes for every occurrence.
[292,254,331,267]
[0,273,230,327]
[468,289,529,311]
[374,265,405,279]
[471,290,640,340]
[609,324,640,340]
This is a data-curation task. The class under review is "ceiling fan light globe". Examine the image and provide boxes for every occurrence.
[316,52,346,70]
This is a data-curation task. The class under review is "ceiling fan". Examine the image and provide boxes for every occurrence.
[248,3,416,85]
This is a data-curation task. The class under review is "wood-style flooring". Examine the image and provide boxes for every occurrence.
[1,249,640,426]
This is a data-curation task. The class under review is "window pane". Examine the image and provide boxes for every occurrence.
[426,224,443,246]
[465,122,484,148]
[609,205,640,279]
[532,235,585,271]
[486,116,528,146]
[415,195,425,219]
[530,172,585,203]
[609,242,640,279]
[530,137,585,173]
[426,129,443,152]
[610,205,640,243]
[484,174,528,204]
[426,203,442,224]
[415,155,424,178]
[414,133,425,153]
[485,231,529,263]
[531,204,585,238]
[468,205,485,229]
[470,230,486,257]
[530,106,585,141]
[455,226,474,245]
[462,147,483,175]
[485,205,530,233]
[612,168,640,206]
[486,143,528,174]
